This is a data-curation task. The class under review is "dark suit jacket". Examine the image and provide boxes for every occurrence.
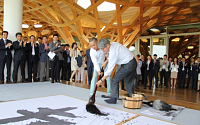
[39,43,49,62]
[179,61,187,73]
[187,62,196,74]
[0,39,13,60]
[86,49,93,69]
[153,59,160,72]
[26,42,39,61]
[144,60,154,73]
[63,50,71,66]
[13,40,28,61]
[141,59,146,73]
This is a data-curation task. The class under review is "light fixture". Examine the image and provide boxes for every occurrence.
[129,46,135,51]
[34,24,43,28]
[153,38,159,42]
[184,39,188,41]
[150,28,160,32]
[22,24,29,28]
[141,39,148,42]
[100,26,105,32]
[187,46,193,49]
[172,37,180,42]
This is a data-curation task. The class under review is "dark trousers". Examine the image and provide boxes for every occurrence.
[141,70,145,85]
[152,71,159,87]
[0,56,12,82]
[28,56,38,81]
[87,66,93,85]
[179,71,186,88]
[160,69,168,86]
[144,72,152,89]
[12,58,26,82]
[135,74,140,88]
[51,56,60,81]
[121,79,125,89]
[59,60,63,80]
[111,59,136,98]
[187,72,194,88]
[193,71,198,89]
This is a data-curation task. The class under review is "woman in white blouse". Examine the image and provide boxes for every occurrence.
[69,42,81,82]
[170,57,179,89]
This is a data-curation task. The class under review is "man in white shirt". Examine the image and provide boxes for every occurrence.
[89,37,111,97]
[96,38,136,104]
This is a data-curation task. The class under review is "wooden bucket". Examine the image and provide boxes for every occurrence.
[122,94,143,109]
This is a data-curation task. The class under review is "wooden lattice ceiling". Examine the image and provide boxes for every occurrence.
[0,0,200,51]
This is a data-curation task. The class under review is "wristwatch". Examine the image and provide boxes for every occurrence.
[100,79,104,83]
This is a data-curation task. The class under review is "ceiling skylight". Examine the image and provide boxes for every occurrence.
[77,0,116,11]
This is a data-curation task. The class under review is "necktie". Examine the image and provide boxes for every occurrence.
[5,39,7,55]
[32,43,35,55]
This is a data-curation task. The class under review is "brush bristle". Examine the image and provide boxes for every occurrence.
[86,103,107,116]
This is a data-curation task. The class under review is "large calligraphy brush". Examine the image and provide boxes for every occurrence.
[86,67,107,116]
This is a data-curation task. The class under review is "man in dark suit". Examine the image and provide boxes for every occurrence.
[59,44,65,80]
[26,35,39,82]
[168,57,172,84]
[12,32,28,83]
[0,31,13,83]
[63,44,71,81]
[186,57,196,88]
[144,55,154,90]
[177,57,182,85]
[49,34,62,83]
[140,54,146,86]
[37,37,42,81]
[86,48,93,85]
[178,57,187,88]
[39,36,49,82]
[152,54,160,88]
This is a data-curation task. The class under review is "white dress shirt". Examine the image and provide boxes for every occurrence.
[90,48,105,72]
[32,42,35,55]
[104,42,134,76]
[182,62,185,70]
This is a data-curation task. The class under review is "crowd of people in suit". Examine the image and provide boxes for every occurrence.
[135,54,200,91]
[0,31,200,95]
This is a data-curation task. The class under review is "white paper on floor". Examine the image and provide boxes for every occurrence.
[0,95,137,125]
[124,116,176,125]
[141,105,185,121]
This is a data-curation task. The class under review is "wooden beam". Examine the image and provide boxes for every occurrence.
[90,0,101,37]
[116,3,123,44]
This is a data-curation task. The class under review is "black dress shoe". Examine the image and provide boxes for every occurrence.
[34,79,38,82]
[6,80,12,83]
[51,80,54,83]
[55,80,60,83]
[0,81,4,84]
[104,98,117,104]
[144,87,146,89]
[22,80,27,83]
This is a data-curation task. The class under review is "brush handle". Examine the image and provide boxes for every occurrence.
[89,67,104,103]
